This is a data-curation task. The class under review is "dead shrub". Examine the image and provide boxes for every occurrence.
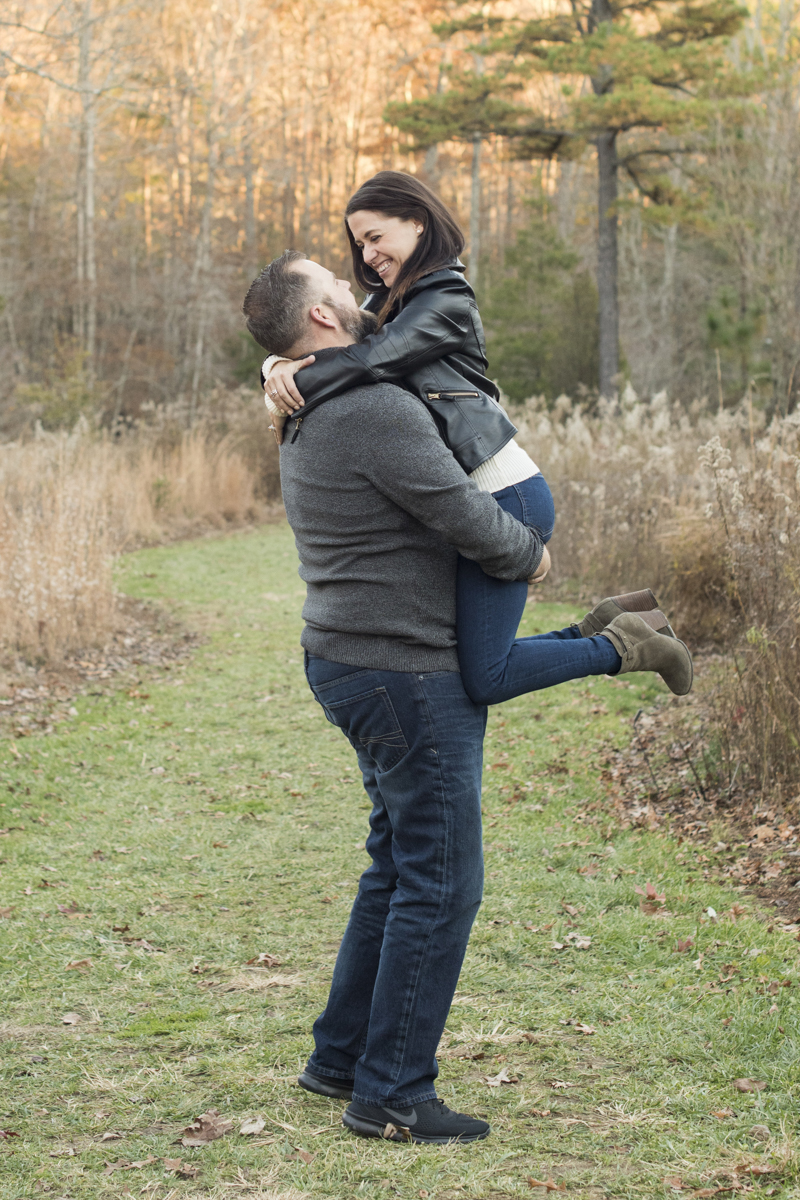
[511,387,800,803]
[0,415,273,660]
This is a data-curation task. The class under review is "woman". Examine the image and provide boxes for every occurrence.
[262,171,692,700]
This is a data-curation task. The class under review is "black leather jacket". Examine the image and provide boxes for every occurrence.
[270,261,517,474]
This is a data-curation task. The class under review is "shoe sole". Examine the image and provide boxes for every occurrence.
[342,1110,489,1143]
[669,638,693,696]
[298,1072,354,1101]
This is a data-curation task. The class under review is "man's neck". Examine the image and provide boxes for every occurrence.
[289,334,356,359]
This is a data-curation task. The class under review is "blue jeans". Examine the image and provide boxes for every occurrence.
[304,654,487,1106]
[457,474,621,704]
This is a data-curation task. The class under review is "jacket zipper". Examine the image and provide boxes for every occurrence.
[426,390,481,400]
[290,416,303,443]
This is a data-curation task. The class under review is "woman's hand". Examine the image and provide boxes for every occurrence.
[528,545,551,585]
[268,410,287,446]
[264,355,316,413]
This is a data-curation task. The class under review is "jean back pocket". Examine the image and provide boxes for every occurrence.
[319,685,409,772]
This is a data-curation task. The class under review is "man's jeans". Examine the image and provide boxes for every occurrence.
[304,654,487,1106]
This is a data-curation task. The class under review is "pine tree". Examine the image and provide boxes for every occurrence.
[481,209,599,401]
[386,0,749,397]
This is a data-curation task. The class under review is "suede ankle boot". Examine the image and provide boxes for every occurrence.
[576,588,665,637]
[599,613,693,696]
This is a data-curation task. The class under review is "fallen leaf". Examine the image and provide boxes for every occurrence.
[712,1109,734,1119]
[574,1023,596,1035]
[102,1156,158,1174]
[111,923,130,933]
[565,932,592,950]
[61,1012,82,1025]
[561,902,580,917]
[676,937,694,953]
[734,1162,774,1176]
[244,952,281,967]
[485,1065,519,1087]
[0,1130,20,1140]
[383,1123,398,1140]
[551,941,565,950]
[635,882,666,901]
[49,1146,75,1157]
[577,864,598,876]
[664,1177,684,1190]
[733,1078,767,1093]
[239,1117,266,1136]
[212,842,228,848]
[100,1131,123,1142]
[528,1108,552,1117]
[65,959,93,971]
[527,1177,565,1191]
[0,907,14,918]
[748,1124,771,1142]
[164,1157,199,1178]
[122,938,164,953]
[179,1108,233,1146]
[295,1149,315,1164]
[549,1080,576,1089]
[58,901,90,919]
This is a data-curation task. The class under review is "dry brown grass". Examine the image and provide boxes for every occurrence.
[513,387,800,804]
[0,421,274,660]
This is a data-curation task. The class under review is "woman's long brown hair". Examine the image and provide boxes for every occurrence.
[344,171,465,327]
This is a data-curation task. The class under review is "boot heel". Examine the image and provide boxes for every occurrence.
[610,588,659,613]
[638,609,676,638]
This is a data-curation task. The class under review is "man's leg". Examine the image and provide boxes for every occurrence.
[305,748,397,1081]
[304,658,486,1106]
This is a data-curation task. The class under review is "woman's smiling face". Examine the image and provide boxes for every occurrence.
[347,210,423,287]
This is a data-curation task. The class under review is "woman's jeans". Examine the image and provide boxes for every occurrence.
[304,653,487,1107]
[456,474,621,705]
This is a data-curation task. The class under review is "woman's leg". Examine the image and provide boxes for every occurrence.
[456,475,622,705]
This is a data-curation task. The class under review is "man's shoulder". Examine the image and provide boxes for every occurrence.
[320,381,426,417]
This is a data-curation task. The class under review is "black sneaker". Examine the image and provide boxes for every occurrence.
[298,1070,354,1101]
[343,1097,490,1144]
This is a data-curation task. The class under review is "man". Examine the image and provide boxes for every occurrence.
[242,252,544,1144]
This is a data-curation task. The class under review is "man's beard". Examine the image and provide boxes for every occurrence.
[326,300,378,342]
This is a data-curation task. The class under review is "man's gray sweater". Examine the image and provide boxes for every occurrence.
[279,381,543,673]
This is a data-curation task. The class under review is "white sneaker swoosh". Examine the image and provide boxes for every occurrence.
[383,1106,417,1126]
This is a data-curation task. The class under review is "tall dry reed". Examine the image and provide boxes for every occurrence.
[512,387,800,803]
[0,425,268,660]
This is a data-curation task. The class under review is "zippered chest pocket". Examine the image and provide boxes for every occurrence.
[426,390,480,401]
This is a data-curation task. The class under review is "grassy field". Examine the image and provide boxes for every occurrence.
[1,523,798,1200]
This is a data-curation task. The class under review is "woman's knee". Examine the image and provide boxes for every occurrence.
[460,667,502,707]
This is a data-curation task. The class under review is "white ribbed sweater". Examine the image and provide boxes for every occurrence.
[263,354,539,493]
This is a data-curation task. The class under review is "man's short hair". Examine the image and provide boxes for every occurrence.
[242,250,314,354]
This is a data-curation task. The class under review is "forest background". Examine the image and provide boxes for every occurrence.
[1,0,799,425]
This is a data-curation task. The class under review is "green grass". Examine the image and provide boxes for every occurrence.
[1,522,798,1199]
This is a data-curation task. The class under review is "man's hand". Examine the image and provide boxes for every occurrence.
[264,355,316,413]
[268,410,287,446]
[528,544,551,585]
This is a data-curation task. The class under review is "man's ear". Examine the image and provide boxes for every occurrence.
[308,303,338,330]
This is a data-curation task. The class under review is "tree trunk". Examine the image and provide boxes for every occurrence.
[244,141,256,280]
[596,129,619,397]
[469,133,482,294]
[78,0,96,377]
